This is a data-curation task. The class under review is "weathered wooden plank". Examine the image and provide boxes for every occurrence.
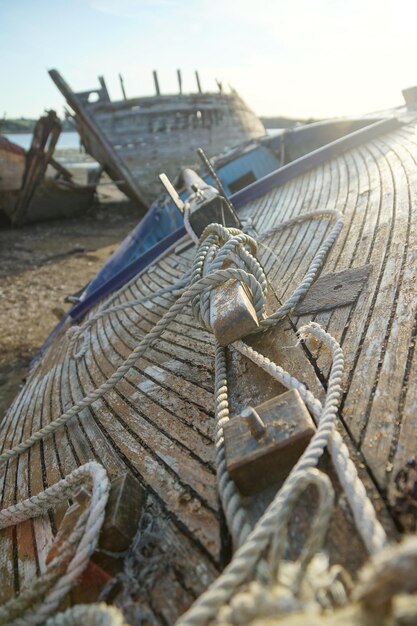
[360,135,416,486]
[294,265,371,315]
[75,351,221,561]
[4,115,417,622]
[49,70,148,210]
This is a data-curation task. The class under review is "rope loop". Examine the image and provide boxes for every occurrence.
[190,224,267,332]
[268,468,334,592]
[0,462,110,626]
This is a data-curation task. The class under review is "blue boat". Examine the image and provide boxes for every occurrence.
[71,115,387,320]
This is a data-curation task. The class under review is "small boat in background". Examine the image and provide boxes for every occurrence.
[49,69,266,208]
[0,135,26,218]
[0,110,96,225]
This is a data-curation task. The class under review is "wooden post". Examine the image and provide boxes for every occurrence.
[119,73,127,100]
[12,110,61,225]
[46,473,144,580]
[48,69,148,210]
[177,69,182,94]
[153,70,161,96]
[195,70,202,93]
[98,75,110,102]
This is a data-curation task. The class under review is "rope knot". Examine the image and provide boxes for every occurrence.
[66,324,89,360]
[189,224,268,334]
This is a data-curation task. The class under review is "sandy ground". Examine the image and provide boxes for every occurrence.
[0,171,145,416]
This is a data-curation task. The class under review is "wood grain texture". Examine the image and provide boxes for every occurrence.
[2,117,417,620]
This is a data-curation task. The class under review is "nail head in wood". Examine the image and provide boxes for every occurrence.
[210,279,259,346]
[224,389,316,495]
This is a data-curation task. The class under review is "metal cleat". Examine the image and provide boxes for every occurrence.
[224,389,316,495]
[182,168,240,236]
[160,168,240,238]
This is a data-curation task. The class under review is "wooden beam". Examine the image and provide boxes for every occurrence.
[195,70,202,94]
[12,110,61,225]
[153,70,161,96]
[49,157,73,181]
[48,69,148,210]
[98,75,110,102]
[119,73,127,100]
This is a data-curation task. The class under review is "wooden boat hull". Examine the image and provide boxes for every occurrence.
[17,178,95,224]
[49,70,266,207]
[0,128,95,225]
[0,137,25,217]
[2,113,417,621]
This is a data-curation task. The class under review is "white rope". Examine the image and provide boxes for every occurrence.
[67,275,190,360]
[267,468,335,591]
[259,209,344,327]
[0,213,389,626]
[213,471,340,626]
[214,343,252,548]
[233,337,387,556]
[176,323,347,626]
[0,462,109,626]
[44,603,128,626]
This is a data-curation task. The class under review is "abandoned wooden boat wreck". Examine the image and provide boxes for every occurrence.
[49,69,266,208]
[3,91,417,625]
[0,110,95,226]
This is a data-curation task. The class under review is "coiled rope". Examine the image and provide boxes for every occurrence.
[0,212,401,625]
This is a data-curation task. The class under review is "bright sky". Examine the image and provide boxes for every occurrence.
[1,0,416,120]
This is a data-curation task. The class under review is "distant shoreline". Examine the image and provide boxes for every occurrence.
[2,116,318,134]
[0,117,75,133]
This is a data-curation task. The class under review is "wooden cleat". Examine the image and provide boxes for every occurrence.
[45,472,144,585]
[210,279,259,346]
[224,389,316,495]
[98,472,144,554]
